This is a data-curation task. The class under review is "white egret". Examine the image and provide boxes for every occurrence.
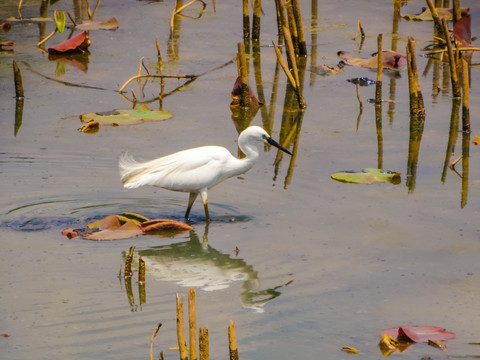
[119,126,292,220]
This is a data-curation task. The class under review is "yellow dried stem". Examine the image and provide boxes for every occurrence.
[188,288,197,360]
[176,294,188,360]
[199,327,209,360]
[228,320,238,360]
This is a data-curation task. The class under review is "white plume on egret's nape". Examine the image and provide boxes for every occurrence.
[119,126,292,221]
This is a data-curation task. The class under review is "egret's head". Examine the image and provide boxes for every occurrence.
[240,126,292,155]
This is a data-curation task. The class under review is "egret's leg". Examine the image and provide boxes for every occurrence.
[185,192,198,219]
[200,190,209,221]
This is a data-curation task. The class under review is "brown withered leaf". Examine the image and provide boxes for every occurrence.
[141,219,193,233]
[84,219,143,240]
[48,31,90,54]
[338,50,407,70]
[428,339,447,351]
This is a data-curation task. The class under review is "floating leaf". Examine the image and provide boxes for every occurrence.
[341,346,359,354]
[77,17,119,31]
[141,219,193,233]
[313,65,343,76]
[402,7,469,21]
[338,50,406,70]
[331,168,401,184]
[88,214,121,230]
[54,11,66,33]
[121,212,150,225]
[80,104,172,126]
[454,14,472,47]
[62,227,79,239]
[473,136,480,145]
[381,326,456,343]
[78,119,99,133]
[230,76,259,106]
[48,31,90,54]
[84,219,143,240]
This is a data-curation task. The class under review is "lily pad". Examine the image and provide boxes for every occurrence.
[80,104,172,126]
[331,168,401,184]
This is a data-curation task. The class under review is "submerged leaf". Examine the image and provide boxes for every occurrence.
[77,17,119,31]
[48,31,90,54]
[80,104,172,126]
[331,168,401,184]
[338,50,406,70]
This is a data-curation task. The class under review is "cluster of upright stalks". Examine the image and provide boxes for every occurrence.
[239,0,307,109]
[148,288,238,360]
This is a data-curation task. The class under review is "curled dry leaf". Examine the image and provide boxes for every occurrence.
[341,346,359,354]
[473,136,480,145]
[338,50,406,70]
[78,119,99,133]
[428,339,447,351]
[230,76,259,106]
[48,31,90,54]
[77,17,119,31]
[62,228,79,239]
[379,334,401,357]
[141,219,193,233]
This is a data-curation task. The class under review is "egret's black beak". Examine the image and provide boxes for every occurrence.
[266,136,292,155]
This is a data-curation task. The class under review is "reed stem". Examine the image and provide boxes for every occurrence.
[441,17,461,97]
[189,288,197,360]
[176,294,188,360]
[242,0,250,39]
[13,61,24,99]
[228,320,238,360]
[252,0,261,40]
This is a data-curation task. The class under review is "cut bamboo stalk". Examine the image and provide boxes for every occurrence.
[375,34,383,106]
[252,0,261,40]
[441,17,461,97]
[285,0,299,55]
[406,37,425,117]
[461,57,470,132]
[425,0,444,36]
[188,288,197,360]
[138,257,145,283]
[124,246,135,277]
[13,61,24,99]
[291,0,307,56]
[237,42,250,107]
[228,320,238,360]
[199,327,209,360]
[242,0,249,39]
[176,294,188,360]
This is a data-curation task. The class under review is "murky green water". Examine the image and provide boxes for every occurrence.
[1,0,480,359]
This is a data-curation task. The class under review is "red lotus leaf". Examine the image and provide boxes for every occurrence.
[230,76,259,106]
[48,31,90,54]
[381,326,456,343]
[454,14,472,47]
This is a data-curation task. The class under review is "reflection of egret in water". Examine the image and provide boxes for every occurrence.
[127,227,290,313]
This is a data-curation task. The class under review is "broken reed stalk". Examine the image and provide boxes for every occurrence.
[13,61,24,99]
[189,288,197,360]
[291,0,307,56]
[282,26,306,108]
[425,0,444,36]
[119,74,197,93]
[199,327,209,360]
[441,17,461,98]
[252,0,261,40]
[273,43,296,87]
[242,0,250,39]
[138,257,145,283]
[375,34,383,106]
[461,57,470,132]
[176,294,188,360]
[150,323,162,360]
[406,37,425,117]
[228,320,239,360]
[237,42,250,107]
[285,1,299,55]
[124,246,135,277]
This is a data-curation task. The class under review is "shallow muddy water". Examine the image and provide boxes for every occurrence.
[1,0,480,359]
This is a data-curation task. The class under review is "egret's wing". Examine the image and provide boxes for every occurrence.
[121,146,232,192]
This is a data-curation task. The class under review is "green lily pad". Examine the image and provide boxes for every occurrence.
[80,104,172,126]
[331,168,401,184]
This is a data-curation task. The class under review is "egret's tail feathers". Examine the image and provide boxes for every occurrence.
[119,152,150,189]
